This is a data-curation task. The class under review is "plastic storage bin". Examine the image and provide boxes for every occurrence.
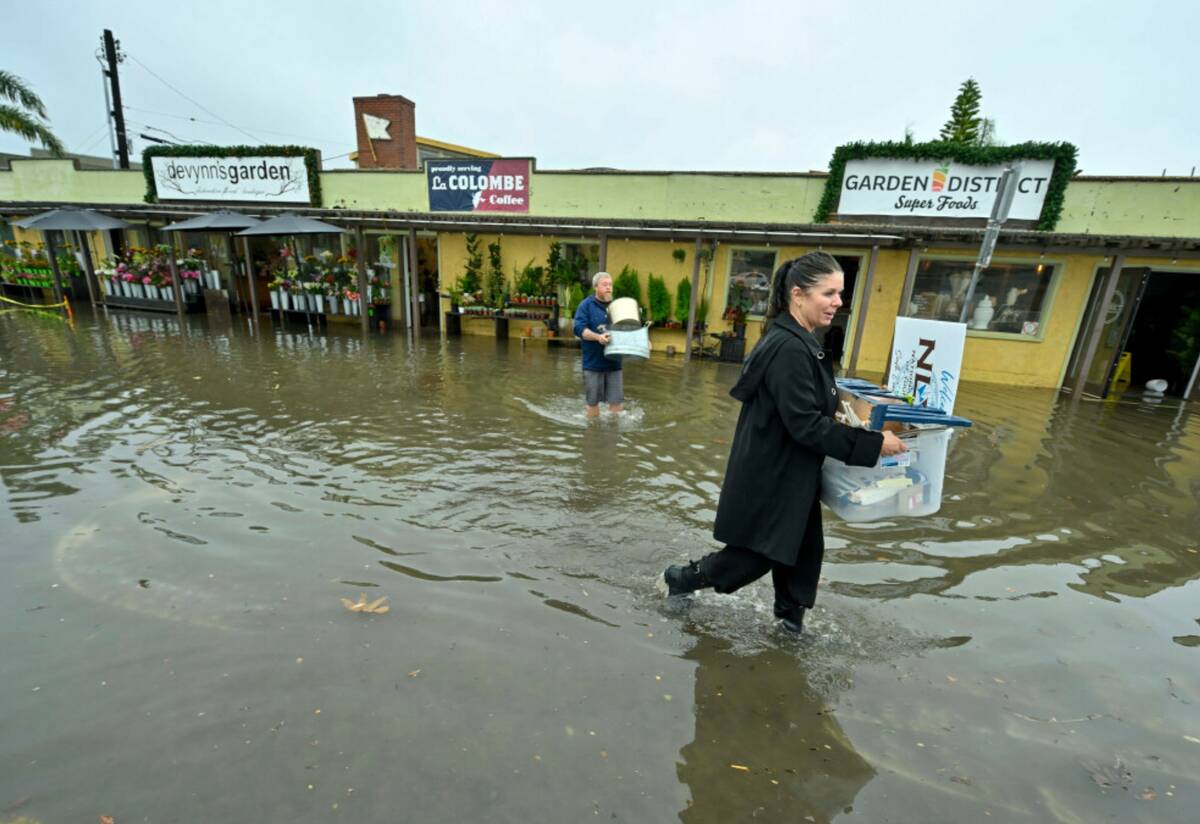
[821,426,953,522]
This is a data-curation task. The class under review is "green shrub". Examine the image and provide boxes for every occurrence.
[613,265,641,304]
[676,280,696,326]
[647,274,671,325]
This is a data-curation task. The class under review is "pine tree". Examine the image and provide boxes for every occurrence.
[939,78,983,145]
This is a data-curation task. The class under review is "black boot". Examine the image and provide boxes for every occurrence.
[660,560,709,596]
[775,604,805,634]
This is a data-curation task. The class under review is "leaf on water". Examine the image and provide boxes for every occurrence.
[1139,788,1157,801]
[341,593,389,614]
[729,764,750,772]
[101,817,116,824]
[1081,757,1132,789]
[1183,735,1200,744]
[408,669,421,677]
[946,675,959,683]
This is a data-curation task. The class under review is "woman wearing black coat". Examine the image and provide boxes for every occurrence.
[660,252,907,632]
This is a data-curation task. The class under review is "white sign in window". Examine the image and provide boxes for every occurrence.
[151,156,311,203]
[838,158,1055,220]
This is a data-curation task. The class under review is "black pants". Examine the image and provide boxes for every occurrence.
[698,544,823,616]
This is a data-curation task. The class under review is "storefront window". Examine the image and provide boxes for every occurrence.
[726,249,776,318]
[906,258,1056,337]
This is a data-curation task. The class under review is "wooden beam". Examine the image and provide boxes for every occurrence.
[846,244,878,374]
[408,227,421,333]
[684,237,702,361]
[355,227,370,333]
[242,236,258,323]
[167,243,185,319]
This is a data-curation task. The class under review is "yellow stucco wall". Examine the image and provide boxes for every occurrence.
[1056,179,1200,236]
[8,159,1198,236]
[849,247,1108,387]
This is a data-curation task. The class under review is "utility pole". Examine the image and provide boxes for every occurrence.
[102,29,130,169]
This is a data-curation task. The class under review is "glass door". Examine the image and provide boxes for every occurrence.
[1076,266,1150,397]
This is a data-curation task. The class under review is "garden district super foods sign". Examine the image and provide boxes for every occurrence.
[838,158,1056,220]
[427,158,531,212]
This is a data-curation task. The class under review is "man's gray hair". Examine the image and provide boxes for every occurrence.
[592,271,612,288]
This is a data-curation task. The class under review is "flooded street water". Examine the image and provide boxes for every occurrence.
[2,308,1198,823]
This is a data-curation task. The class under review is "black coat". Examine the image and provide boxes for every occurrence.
[713,313,883,566]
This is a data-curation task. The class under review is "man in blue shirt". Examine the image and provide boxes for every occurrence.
[573,271,623,417]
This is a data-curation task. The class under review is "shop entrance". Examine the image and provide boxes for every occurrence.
[1069,266,1200,399]
[415,236,439,328]
[814,254,861,363]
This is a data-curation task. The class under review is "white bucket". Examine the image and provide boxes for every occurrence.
[607,297,642,330]
[604,323,651,361]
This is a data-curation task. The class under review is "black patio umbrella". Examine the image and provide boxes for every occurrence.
[162,211,262,316]
[236,213,354,327]
[14,208,132,308]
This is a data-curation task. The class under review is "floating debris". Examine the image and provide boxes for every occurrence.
[340,593,389,614]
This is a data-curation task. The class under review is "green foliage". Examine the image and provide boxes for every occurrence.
[939,78,983,145]
[612,265,641,304]
[483,239,506,306]
[725,282,751,323]
[565,283,585,316]
[547,241,588,288]
[459,233,483,295]
[513,259,546,295]
[142,144,322,206]
[1167,305,1200,376]
[647,273,671,325]
[813,140,1078,230]
[0,70,64,156]
[674,278,691,322]
[672,248,686,263]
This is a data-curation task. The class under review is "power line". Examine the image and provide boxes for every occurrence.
[124,51,263,144]
[122,104,343,147]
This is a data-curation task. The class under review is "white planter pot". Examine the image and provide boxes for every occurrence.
[270,291,280,310]
[310,293,323,313]
[207,270,221,290]
[326,296,339,314]
[131,283,145,299]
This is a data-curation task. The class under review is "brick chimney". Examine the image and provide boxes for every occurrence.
[352,94,417,169]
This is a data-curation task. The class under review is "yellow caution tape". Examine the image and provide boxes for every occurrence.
[0,293,72,318]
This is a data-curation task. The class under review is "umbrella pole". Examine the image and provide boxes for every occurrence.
[226,234,244,316]
[355,227,370,334]
[243,236,258,324]
[167,244,185,320]
[44,232,67,311]
[290,237,311,329]
[74,230,99,307]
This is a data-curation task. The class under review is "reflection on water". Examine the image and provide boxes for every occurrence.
[2,308,1199,823]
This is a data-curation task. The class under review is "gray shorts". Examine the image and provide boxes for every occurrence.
[584,369,624,406]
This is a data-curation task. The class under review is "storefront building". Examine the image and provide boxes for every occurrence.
[3,137,1198,399]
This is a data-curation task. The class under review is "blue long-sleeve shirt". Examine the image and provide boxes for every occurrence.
[573,295,622,372]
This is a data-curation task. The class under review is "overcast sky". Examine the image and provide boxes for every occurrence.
[2,0,1197,176]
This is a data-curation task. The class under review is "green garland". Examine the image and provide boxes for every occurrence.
[814,140,1078,231]
[142,144,322,207]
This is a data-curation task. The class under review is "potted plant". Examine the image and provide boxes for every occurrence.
[724,283,751,338]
